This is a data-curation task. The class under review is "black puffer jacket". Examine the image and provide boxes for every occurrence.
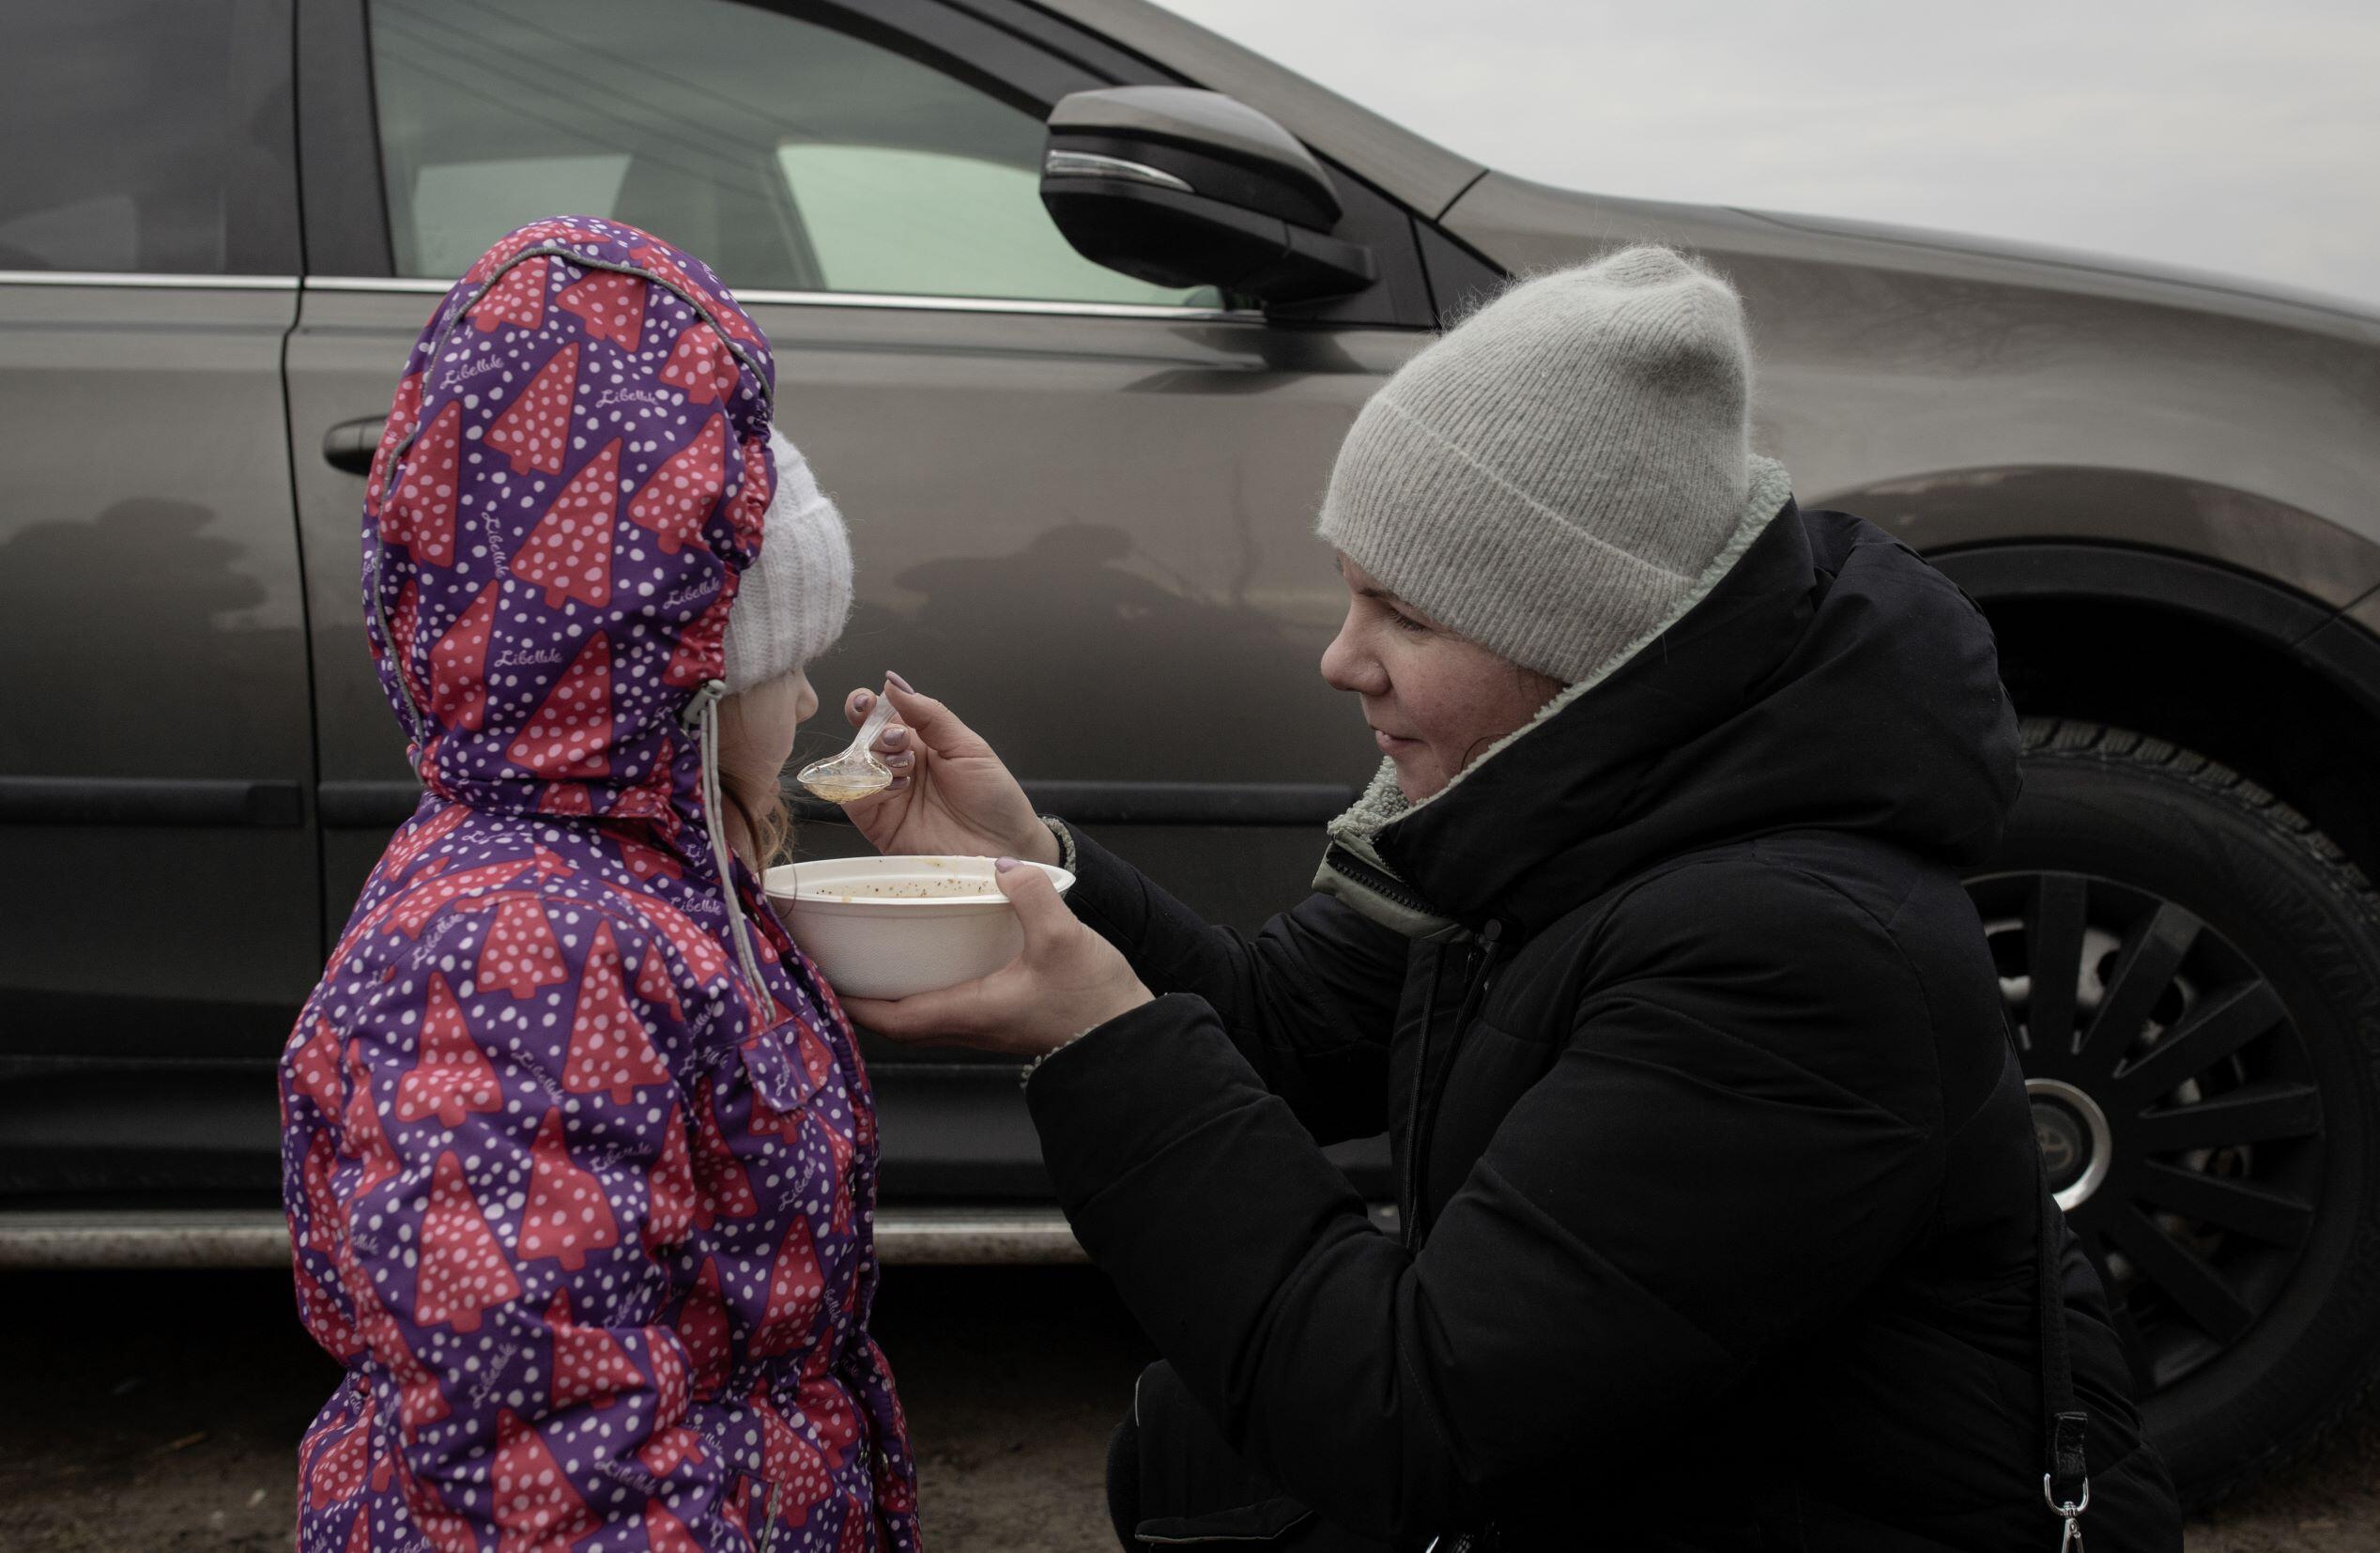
[1026,500,2181,1550]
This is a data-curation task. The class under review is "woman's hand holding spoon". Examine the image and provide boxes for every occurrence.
[833,674,1057,867]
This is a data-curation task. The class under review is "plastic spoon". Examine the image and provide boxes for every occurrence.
[797,681,897,804]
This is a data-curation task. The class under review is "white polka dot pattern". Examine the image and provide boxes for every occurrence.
[284,217,918,1552]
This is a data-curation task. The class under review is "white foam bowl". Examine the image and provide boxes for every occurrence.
[762,854,1076,1001]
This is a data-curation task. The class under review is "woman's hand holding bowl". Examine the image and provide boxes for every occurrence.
[840,857,1151,1057]
[825,675,1142,1053]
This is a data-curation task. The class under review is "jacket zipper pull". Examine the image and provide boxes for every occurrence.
[1471,918,1506,996]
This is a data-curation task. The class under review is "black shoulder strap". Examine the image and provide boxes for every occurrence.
[2035,1114,2091,1515]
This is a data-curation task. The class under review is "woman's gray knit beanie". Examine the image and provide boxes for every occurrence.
[1318,245,1791,686]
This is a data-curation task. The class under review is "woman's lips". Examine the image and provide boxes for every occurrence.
[1372,727,1419,753]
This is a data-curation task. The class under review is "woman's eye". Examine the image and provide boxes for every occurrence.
[1389,607,1429,634]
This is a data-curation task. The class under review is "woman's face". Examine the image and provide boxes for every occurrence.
[1320,553,1563,802]
[718,667,818,787]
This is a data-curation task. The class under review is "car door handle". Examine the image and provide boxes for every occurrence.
[321,417,383,475]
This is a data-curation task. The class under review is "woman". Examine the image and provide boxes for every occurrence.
[839,249,2181,1549]
[278,217,920,1550]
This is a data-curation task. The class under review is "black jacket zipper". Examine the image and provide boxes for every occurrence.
[1405,918,1504,1249]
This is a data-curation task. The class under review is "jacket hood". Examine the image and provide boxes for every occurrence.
[364,216,777,842]
[1325,500,2020,938]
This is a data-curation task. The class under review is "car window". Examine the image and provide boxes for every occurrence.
[368,0,1221,307]
[0,1,240,273]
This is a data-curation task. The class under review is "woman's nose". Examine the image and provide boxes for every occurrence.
[1319,618,1385,696]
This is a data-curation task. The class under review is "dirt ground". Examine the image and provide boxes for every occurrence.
[0,1266,2371,1551]
[0,1266,1146,1552]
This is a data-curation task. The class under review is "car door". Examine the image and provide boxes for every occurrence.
[0,0,313,1197]
[288,0,1437,1203]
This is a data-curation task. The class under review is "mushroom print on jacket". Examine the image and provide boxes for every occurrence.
[278,217,922,1551]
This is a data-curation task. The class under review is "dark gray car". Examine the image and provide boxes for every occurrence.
[5,0,2378,1505]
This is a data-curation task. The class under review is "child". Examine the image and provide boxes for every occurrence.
[278,216,921,1550]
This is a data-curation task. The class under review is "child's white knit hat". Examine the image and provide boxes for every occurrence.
[722,427,852,693]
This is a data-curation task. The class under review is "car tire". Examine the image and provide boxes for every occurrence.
[1965,717,2380,1508]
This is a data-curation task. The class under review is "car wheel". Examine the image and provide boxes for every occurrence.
[1965,717,2380,1507]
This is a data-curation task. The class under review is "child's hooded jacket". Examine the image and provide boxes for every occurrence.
[278,217,921,1551]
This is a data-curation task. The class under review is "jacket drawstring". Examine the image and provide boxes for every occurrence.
[681,677,772,1009]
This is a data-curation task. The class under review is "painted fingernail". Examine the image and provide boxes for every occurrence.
[853,691,874,713]
[881,727,908,746]
[886,671,914,693]
[994,856,1019,873]
[886,776,911,792]
[886,753,914,770]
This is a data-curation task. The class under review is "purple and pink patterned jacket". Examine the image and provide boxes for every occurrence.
[277,217,922,1552]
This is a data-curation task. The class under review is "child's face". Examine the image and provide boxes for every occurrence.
[721,668,818,784]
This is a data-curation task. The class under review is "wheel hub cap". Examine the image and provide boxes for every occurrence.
[2027,1077,2112,1210]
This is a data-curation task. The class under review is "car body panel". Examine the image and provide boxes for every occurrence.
[1438,173,2380,609]
[1035,6,2380,618]
[2354,591,2380,637]
[1828,468,2380,614]
[1742,205,2380,339]
[0,277,315,1195]
[8,0,2380,1240]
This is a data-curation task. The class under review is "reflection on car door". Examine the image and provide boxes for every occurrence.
[289,0,1426,1200]
[0,0,313,1195]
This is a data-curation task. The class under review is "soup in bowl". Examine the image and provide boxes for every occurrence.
[762,854,1076,1001]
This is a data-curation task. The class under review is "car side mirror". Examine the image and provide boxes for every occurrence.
[1040,86,1376,306]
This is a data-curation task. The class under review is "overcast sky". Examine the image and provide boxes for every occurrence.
[1158,0,2380,311]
